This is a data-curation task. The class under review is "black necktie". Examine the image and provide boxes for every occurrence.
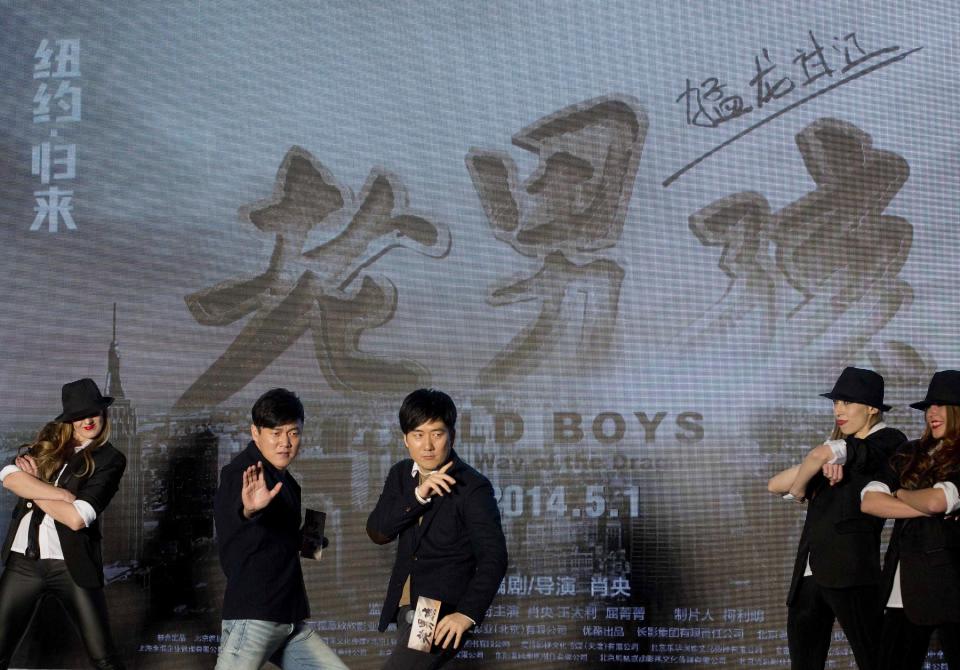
[24,454,79,559]
[24,503,45,560]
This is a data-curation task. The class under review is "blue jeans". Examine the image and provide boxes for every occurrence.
[215,619,348,670]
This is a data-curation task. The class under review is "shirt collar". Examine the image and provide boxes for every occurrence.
[411,462,434,478]
[865,421,887,437]
[410,451,456,477]
[74,439,92,452]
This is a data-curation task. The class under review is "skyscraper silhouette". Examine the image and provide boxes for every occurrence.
[102,303,142,563]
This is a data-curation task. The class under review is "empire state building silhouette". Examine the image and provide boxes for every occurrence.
[102,303,143,564]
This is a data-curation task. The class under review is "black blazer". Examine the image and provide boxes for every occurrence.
[367,450,508,632]
[787,426,905,605]
[878,440,960,625]
[213,441,309,623]
[2,442,126,589]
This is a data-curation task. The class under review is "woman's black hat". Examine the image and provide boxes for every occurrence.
[820,367,891,412]
[910,370,960,410]
[55,378,113,423]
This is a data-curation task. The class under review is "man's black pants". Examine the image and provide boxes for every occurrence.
[381,605,466,670]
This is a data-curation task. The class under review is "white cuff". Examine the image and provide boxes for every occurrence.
[934,482,960,515]
[414,489,431,505]
[72,499,97,527]
[825,439,847,465]
[861,480,891,501]
[0,464,21,482]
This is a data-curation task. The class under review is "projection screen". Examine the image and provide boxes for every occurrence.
[1,1,956,668]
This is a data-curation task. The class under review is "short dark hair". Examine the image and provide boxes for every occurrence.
[399,388,457,434]
[251,388,305,429]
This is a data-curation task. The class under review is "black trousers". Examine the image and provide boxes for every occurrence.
[0,553,124,670]
[380,605,465,670]
[878,607,960,670]
[787,576,880,670]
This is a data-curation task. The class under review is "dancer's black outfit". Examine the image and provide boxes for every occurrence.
[870,440,960,670]
[786,424,905,670]
[0,380,126,669]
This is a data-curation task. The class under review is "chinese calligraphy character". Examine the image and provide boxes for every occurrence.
[773,118,911,327]
[750,48,795,108]
[175,147,450,408]
[534,576,555,596]
[507,574,530,596]
[466,96,647,387]
[676,78,752,128]
[590,576,609,597]
[609,576,631,598]
[833,32,899,73]
[414,620,435,645]
[793,31,834,86]
[31,186,76,232]
[32,141,76,184]
[682,192,778,348]
[52,80,82,122]
[407,595,441,652]
[33,39,81,79]
[681,118,914,378]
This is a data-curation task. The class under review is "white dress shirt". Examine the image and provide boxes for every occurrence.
[412,462,436,504]
[860,457,960,608]
[804,423,889,577]
[408,460,476,626]
[0,442,98,559]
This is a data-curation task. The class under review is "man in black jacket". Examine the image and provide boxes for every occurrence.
[213,388,347,670]
[367,389,508,669]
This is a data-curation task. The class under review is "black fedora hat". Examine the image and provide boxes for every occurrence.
[820,367,891,412]
[910,370,960,410]
[55,378,113,423]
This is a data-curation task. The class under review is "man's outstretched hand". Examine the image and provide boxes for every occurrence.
[242,462,282,518]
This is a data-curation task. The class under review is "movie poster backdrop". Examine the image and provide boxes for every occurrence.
[1,2,956,667]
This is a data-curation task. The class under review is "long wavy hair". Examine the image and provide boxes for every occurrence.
[894,405,960,489]
[18,413,111,482]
